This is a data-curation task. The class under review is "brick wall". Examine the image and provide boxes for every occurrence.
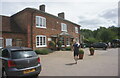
[2,8,80,50]
[31,12,80,49]
[11,10,32,48]
[2,33,27,47]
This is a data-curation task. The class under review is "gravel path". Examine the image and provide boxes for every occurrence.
[39,48,118,76]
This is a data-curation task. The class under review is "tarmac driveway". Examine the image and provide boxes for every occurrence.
[39,48,118,76]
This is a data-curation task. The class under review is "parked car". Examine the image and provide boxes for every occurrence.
[80,43,91,48]
[111,39,120,48]
[91,42,108,50]
[0,46,41,78]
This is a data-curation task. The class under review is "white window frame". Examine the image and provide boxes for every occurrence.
[0,37,3,48]
[75,27,78,33]
[61,37,65,47]
[66,38,70,47]
[61,23,67,32]
[6,38,12,47]
[36,16,46,28]
[36,35,47,47]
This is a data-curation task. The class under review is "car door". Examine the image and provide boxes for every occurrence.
[2,49,11,68]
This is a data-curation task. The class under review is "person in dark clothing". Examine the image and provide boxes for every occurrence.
[73,41,80,64]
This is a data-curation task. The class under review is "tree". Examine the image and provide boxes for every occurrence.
[80,29,93,39]
[88,37,98,43]
[80,26,119,43]
[100,30,110,42]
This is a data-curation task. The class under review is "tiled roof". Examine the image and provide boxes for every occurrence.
[12,8,81,27]
[29,8,81,27]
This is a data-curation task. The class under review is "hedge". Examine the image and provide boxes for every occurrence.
[65,47,71,51]
[35,49,53,55]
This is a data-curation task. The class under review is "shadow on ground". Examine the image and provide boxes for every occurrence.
[65,62,77,65]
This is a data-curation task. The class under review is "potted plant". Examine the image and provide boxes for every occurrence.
[89,47,95,55]
[78,49,84,59]
[57,41,62,50]
[49,41,56,50]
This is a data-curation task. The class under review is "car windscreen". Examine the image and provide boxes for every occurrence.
[11,51,37,59]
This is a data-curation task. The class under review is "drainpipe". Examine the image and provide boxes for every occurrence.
[31,11,36,49]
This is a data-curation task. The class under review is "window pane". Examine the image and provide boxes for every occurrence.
[66,38,70,45]
[37,37,39,46]
[36,35,47,47]
[65,24,66,30]
[75,27,78,33]
[40,17,42,26]
[11,51,37,59]
[63,24,65,30]
[36,16,46,28]
[43,37,46,45]
[65,24,66,31]
[61,23,67,32]
[0,49,3,57]
[40,37,42,45]
[0,38,3,48]
[6,39,12,46]
[61,37,64,45]
[2,49,10,58]
[43,18,46,27]
[36,16,39,26]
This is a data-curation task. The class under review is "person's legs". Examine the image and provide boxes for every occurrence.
[74,55,78,64]
[74,51,78,64]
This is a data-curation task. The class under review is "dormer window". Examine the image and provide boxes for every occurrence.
[36,16,46,28]
[61,23,67,32]
[75,27,78,33]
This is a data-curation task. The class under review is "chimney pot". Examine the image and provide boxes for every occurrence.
[39,4,45,12]
[58,12,65,19]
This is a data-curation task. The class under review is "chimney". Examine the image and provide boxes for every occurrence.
[58,12,65,19]
[39,4,45,12]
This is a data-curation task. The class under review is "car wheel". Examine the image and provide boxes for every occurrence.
[2,69,7,78]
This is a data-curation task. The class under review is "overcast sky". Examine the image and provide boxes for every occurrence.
[0,0,119,30]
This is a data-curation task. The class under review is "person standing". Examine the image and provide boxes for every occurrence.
[73,41,80,64]
[108,42,111,48]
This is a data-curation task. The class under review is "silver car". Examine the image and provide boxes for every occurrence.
[0,46,41,78]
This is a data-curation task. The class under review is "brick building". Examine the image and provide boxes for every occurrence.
[0,5,81,50]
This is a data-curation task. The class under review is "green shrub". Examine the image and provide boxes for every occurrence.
[65,47,71,51]
[89,47,94,52]
[79,49,84,54]
[35,49,53,55]
[57,41,62,50]
[57,41,62,47]
[49,41,55,47]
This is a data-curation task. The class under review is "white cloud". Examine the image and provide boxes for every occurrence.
[99,8,118,19]
[79,7,118,30]
[0,1,119,30]
[1,0,119,2]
